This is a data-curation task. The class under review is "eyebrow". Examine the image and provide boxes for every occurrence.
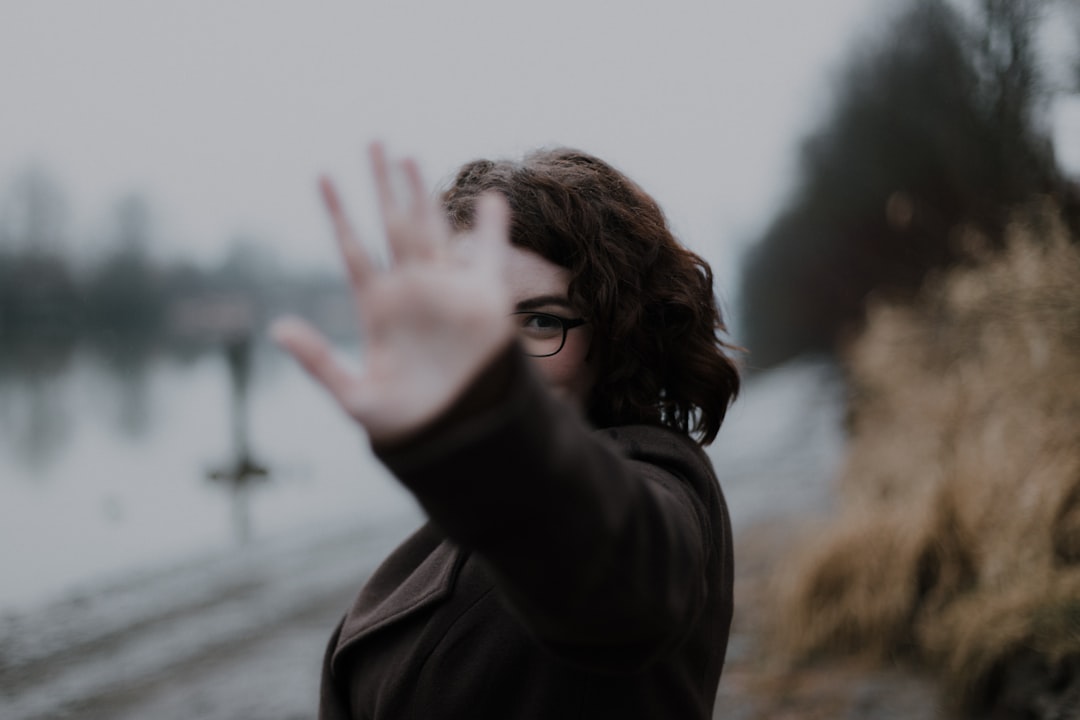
[515,295,575,312]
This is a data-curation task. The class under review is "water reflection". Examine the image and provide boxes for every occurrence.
[0,333,208,474]
[88,333,159,440]
[0,336,77,472]
[0,330,284,545]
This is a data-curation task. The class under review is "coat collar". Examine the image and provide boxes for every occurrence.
[332,522,463,669]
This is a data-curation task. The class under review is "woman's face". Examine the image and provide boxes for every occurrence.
[502,246,595,408]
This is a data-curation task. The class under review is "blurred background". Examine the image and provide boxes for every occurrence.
[1,1,1079,718]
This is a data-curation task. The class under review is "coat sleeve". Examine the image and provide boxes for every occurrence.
[373,345,728,672]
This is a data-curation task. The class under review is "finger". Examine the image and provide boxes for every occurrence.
[370,143,418,264]
[319,176,375,288]
[270,315,356,405]
[379,157,439,264]
[470,191,511,272]
[396,157,446,258]
[369,141,398,223]
[400,158,431,215]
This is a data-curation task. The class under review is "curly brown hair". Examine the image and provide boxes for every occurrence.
[442,148,740,445]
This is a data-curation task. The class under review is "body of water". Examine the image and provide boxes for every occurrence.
[0,339,417,614]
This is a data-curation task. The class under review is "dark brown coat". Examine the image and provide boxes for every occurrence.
[318,350,733,719]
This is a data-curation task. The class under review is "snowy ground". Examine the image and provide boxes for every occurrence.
[0,358,850,720]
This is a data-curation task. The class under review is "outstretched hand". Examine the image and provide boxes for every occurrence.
[272,143,515,446]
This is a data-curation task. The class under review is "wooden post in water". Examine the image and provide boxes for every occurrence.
[208,330,269,543]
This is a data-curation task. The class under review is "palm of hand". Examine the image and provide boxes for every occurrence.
[273,144,514,445]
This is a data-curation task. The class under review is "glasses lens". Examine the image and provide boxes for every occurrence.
[514,312,565,357]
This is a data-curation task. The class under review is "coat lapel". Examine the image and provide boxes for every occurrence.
[332,522,463,669]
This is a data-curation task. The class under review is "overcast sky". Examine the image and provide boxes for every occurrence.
[4,0,1077,304]
[1,1,893,284]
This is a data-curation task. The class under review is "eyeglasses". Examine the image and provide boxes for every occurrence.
[510,311,587,357]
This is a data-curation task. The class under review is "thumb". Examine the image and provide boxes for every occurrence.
[270,315,356,406]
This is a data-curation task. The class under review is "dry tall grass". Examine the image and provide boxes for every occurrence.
[769,204,1080,715]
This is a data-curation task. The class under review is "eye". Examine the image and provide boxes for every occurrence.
[516,313,564,339]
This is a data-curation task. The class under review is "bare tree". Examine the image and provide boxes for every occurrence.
[0,165,69,256]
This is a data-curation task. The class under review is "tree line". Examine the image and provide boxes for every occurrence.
[736,0,1080,369]
[0,167,349,345]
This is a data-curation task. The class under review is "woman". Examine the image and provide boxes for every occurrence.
[273,143,741,719]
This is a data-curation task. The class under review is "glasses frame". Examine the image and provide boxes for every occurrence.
[510,311,587,358]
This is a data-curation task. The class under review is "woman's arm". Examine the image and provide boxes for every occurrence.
[374,345,722,672]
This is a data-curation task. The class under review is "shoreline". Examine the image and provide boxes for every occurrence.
[2,358,853,719]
